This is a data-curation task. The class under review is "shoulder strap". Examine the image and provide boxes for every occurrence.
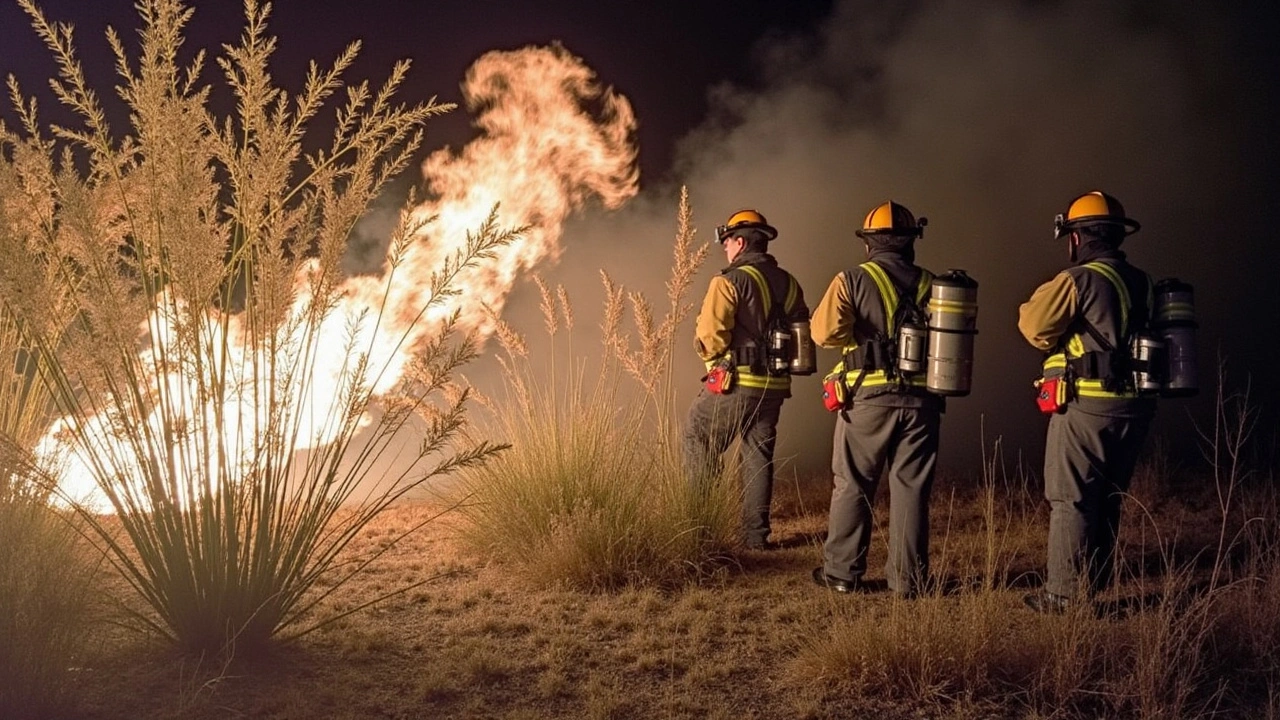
[860,261,930,334]
[859,261,900,333]
[915,269,934,304]
[740,265,798,321]
[1083,261,1130,338]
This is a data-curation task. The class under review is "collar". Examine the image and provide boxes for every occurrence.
[1075,241,1126,265]
[866,247,915,265]
[722,250,775,273]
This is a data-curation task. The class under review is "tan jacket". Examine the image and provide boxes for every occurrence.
[692,251,807,396]
[1018,250,1156,416]
[694,274,737,361]
[1017,272,1078,351]
[812,252,937,407]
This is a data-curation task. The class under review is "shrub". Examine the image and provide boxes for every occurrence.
[1,0,507,655]
[456,188,739,589]
[0,498,96,720]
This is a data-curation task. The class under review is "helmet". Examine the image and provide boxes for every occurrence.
[716,209,778,244]
[855,201,927,239]
[1054,191,1140,239]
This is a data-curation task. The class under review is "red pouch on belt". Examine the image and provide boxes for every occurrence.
[703,362,735,395]
[822,372,848,412]
[1034,376,1069,414]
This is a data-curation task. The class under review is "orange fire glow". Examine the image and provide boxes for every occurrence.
[40,44,638,510]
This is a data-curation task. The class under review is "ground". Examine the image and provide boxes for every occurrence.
[65,472,1228,720]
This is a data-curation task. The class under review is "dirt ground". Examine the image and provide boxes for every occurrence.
[65,474,1198,720]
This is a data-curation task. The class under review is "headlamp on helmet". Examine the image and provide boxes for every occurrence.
[1053,190,1140,240]
[716,209,778,244]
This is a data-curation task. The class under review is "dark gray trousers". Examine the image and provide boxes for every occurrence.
[682,390,784,545]
[1044,408,1151,598]
[823,404,940,594]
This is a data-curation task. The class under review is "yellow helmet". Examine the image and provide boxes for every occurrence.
[855,201,927,239]
[716,209,778,244]
[1054,191,1140,238]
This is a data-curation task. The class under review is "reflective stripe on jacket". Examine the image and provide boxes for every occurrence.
[1019,251,1158,415]
[694,251,808,396]
[811,252,937,405]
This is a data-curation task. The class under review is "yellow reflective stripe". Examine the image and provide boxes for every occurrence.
[1042,353,1067,370]
[859,262,898,333]
[928,299,976,311]
[1076,378,1137,398]
[1084,261,1129,337]
[735,368,791,390]
[915,271,933,304]
[843,370,928,388]
[739,265,772,314]
[1066,335,1086,357]
[742,265,799,315]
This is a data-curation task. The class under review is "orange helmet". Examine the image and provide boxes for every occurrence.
[716,209,778,243]
[1053,191,1140,239]
[855,201,927,239]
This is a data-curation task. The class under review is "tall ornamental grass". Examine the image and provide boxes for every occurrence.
[0,0,508,655]
[0,273,97,719]
[457,189,740,589]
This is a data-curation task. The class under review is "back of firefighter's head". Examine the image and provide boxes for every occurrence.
[1053,191,1140,248]
[855,200,926,251]
[716,209,778,254]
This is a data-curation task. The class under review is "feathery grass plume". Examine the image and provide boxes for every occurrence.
[0,87,101,720]
[607,185,707,450]
[2,0,511,655]
[456,191,737,589]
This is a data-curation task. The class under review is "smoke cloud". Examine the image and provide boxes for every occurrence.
[537,0,1279,476]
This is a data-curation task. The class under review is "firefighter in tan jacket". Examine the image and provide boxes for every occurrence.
[682,209,808,550]
[810,201,941,597]
[1018,191,1156,614]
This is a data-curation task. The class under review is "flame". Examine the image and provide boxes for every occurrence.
[41,44,639,510]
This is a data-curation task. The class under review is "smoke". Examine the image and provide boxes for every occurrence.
[47,44,640,509]
[546,0,1278,475]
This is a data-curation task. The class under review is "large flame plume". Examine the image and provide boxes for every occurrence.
[42,44,639,509]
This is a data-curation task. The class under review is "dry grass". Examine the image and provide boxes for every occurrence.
[51,462,1278,720]
[0,500,100,720]
[451,188,737,590]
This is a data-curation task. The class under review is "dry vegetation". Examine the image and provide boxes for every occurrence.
[60,453,1280,720]
[3,2,1280,720]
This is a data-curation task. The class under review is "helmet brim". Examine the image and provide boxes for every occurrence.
[1055,215,1141,238]
[717,222,778,243]
[855,228,921,240]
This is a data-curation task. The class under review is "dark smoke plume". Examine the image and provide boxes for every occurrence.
[525,0,1280,476]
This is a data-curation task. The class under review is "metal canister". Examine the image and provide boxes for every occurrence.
[768,328,791,374]
[925,269,979,397]
[1151,278,1197,397]
[897,323,928,374]
[1129,334,1167,394]
[788,319,817,376]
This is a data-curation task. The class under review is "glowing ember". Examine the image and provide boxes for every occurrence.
[40,44,638,510]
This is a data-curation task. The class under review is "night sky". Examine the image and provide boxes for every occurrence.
[3,0,1279,476]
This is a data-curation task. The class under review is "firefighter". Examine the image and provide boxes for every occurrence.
[682,209,809,550]
[1018,190,1156,613]
[811,201,941,596]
